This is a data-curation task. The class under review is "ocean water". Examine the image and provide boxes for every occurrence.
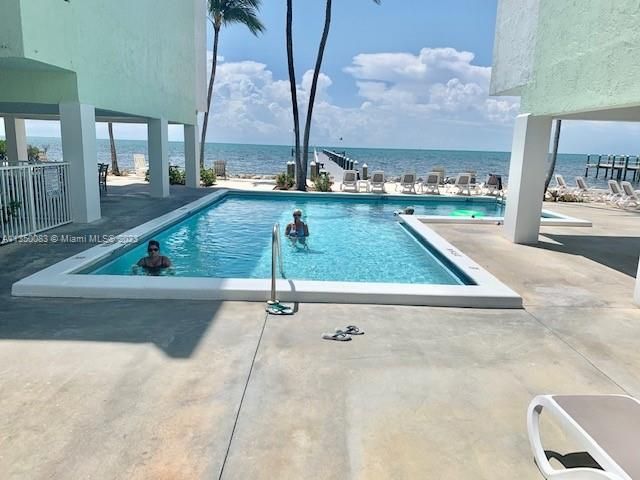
[25,136,621,188]
[90,193,505,283]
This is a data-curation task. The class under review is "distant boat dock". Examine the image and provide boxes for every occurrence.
[585,154,640,181]
[317,150,364,180]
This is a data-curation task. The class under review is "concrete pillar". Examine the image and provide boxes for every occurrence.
[60,102,101,223]
[503,113,552,244]
[184,123,200,188]
[4,116,28,162]
[148,117,169,198]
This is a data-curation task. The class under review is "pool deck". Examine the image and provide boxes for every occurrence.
[2,183,640,479]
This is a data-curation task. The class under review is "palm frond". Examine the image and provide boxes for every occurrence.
[208,0,265,35]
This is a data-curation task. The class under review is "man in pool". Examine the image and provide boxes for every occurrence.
[285,208,309,246]
[134,239,172,274]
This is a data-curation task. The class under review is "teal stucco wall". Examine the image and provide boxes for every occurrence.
[0,0,205,125]
[520,0,640,116]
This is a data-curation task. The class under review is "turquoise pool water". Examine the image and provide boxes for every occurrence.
[90,193,505,284]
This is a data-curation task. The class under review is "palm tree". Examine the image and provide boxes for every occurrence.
[298,0,381,190]
[286,0,303,190]
[108,122,120,176]
[200,0,265,169]
[544,119,562,194]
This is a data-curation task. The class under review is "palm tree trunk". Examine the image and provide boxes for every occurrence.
[108,122,120,176]
[200,25,221,170]
[286,0,303,191]
[302,0,332,191]
[544,119,562,194]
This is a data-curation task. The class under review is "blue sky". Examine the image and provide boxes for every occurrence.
[4,0,640,153]
[201,0,640,153]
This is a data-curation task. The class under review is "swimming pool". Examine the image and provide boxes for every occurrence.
[90,193,506,284]
[12,190,523,307]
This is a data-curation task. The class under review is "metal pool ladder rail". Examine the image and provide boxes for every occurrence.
[270,223,285,302]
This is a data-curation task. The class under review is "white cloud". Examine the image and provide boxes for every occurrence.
[205,47,520,149]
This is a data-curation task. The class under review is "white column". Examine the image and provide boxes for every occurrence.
[148,117,169,198]
[635,258,640,306]
[184,123,200,188]
[503,113,552,244]
[60,103,101,223]
[4,116,28,162]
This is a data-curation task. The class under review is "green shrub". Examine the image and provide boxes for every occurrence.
[275,172,294,189]
[200,167,216,187]
[0,139,6,160]
[314,174,333,192]
[169,165,185,185]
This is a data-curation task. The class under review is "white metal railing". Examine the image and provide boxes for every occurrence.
[270,223,285,302]
[0,162,72,245]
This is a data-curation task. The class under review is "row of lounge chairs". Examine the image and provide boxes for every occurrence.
[340,170,503,196]
[552,174,640,210]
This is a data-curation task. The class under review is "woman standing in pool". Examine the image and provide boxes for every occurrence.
[134,239,172,274]
[285,209,309,247]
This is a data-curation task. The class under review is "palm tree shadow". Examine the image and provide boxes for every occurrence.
[537,234,640,277]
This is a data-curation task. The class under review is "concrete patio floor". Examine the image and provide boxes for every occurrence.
[1,186,639,479]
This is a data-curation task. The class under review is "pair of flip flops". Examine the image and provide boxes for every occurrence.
[266,301,294,315]
[322,325,365,342]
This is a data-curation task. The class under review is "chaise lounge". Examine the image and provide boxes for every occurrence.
[528,394,640,479]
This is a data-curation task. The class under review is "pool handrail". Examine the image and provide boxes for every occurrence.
[270,223,285,302]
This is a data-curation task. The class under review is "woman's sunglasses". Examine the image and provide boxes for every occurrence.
[148,247,159,252]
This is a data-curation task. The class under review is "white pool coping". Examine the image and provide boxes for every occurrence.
[12,189,523,308]
[415,208,592,227]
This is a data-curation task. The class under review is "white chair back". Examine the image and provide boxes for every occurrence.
[343,170,357,183]
[401,173,416,184]
[608,180,622,195]
[455,173,471,186]
[555,174,567,188]
[371,171,384,183]
[425,173,440,185]
[133,154,147,175]
[576,176,588,191]
[621,181,637,197]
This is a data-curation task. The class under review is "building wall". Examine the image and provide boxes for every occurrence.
[492,0,640,117]
[489,0,541,96]
[521,0,640,116]
[0,0,206,124]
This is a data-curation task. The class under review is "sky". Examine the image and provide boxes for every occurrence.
[3,0,640,153]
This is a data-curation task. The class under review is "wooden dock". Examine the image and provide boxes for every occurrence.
[585,154,640,181]
[315,150,345,180]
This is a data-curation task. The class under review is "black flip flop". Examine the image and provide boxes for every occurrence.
[336,325,365,335]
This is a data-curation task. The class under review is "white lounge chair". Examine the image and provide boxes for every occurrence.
[554,174,569,193]
[451,173,472,196]
[369,171,385,193]
[133,154,147,176]
[418,172,441,195]
[620,181,640,209]
[481,174,502,196]
[396,173,417,194]
[606,180,624,205]
[575,177,605,202]
[432,166,445,183]
[214,160,227,179]
[528,394,640,479]
[341,170,358,192]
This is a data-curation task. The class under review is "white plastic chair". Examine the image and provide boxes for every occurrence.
[341,170,358,192]
[555,174,569,192]
[620,181,640,209]
[451,173,472,196]
[606,180,624,205]
[396,173,417,194]
[575,176,604,202]
[133,154,147,176]
[528,394,638,479]
[369,171,385,193]
[419,172,441,195]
